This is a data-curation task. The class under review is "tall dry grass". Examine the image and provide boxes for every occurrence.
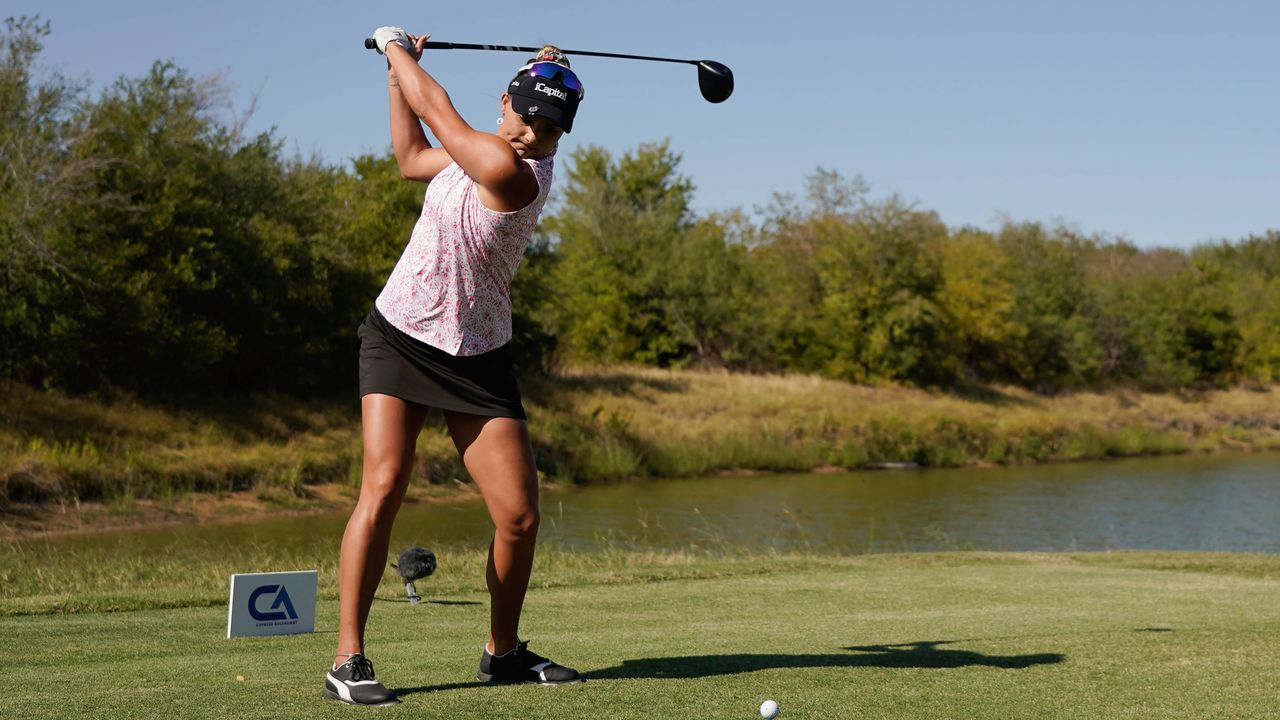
[4,370,1280,507]
[524,367,1280,480]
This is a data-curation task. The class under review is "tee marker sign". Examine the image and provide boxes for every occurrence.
[226,570,317,638]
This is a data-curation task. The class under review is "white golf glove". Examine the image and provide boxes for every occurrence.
[371,26,411,55]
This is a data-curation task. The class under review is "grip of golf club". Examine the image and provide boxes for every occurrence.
[364,38,457,51]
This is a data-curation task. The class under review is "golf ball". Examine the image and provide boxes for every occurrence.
[760,699,779,719]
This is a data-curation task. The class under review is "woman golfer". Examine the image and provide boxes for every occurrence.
[324,27,584,706]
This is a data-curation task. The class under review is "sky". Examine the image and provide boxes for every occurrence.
[20,0,1279,248]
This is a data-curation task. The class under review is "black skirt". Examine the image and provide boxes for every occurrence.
[357,307,527,420]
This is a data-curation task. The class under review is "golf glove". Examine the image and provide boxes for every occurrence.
[371,26,412,55]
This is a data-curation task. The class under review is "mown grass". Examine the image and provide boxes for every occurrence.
[4,370,1280,511]
[0,532,797,616]
[4,550,1279,719]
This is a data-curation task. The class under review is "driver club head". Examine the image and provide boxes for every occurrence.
[696,60,734,103]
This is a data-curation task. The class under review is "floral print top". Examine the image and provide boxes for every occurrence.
[376,153,554,356]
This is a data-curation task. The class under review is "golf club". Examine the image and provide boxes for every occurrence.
[364,38,734,103]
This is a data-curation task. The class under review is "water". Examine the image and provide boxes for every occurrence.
[28,452,1280,555]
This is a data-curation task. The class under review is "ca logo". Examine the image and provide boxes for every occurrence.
[248,584,298,622]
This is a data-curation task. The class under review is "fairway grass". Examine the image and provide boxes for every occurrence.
[7,552,1279,719]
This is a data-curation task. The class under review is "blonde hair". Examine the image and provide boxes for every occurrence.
[525,44,570,67]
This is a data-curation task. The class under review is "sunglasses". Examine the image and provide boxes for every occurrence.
[518,62,585,99]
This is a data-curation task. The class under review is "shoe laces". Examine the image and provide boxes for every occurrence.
[514,640,550,665]
[348,654,376,682]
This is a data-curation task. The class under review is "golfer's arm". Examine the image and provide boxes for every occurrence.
[385,45,531,200]
[388,70,451,183]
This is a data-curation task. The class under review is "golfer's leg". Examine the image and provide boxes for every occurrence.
[334,394,427,666]
[445,412,539,655]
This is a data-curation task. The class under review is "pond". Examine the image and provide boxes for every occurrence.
[29,452,1280,556]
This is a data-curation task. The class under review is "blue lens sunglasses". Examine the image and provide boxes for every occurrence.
[517,62,585,99]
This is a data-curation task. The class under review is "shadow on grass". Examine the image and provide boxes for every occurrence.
[589,640,1064,680]
[395,680,488,696]
[393,640,1064,695]
[372,597,482,606]
[524,371,689,406]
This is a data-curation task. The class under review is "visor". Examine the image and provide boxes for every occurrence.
[508,63,582,133]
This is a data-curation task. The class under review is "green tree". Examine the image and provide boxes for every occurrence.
[997,223,1102,390]
[1225,232,1280,381]
[543,141,698,364]
[748,183,840,374]
[936,228,1024,381]
[752,170,950,384]
[660,209,758,366]
[1176,246,1242,384]
[1081,243,1202,390]
[508,229,559,374]
[60,61,408,393]
[0,16,93,384]
[63,62,277,389]
[813,195,949,384]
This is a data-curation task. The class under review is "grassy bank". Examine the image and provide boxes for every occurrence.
[3,550,1279,718]
[4,369,1280,517]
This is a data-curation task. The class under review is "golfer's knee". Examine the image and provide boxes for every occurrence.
[357,465,408,521]
[496,505,540,542]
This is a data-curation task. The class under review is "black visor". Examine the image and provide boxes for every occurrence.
[508,64,581,133]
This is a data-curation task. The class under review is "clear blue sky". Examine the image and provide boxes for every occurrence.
[23,0,1279,247]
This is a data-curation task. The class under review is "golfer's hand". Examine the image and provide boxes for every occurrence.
[371,26,411,55]
[404,33,430,62]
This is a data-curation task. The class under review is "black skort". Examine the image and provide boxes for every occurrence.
[357,306,526,420]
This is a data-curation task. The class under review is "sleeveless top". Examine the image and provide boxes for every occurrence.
[375,153,555,356]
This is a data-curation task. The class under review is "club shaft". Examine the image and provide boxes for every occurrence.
[419,41,696,65]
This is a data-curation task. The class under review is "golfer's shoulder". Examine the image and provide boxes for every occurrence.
[528,153,555,190]
[461,137,531,187]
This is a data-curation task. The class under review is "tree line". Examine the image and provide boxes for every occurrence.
[541,148,1278,391]
[4,18,1278,397]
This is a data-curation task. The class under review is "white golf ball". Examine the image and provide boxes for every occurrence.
[760,699,779,719]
